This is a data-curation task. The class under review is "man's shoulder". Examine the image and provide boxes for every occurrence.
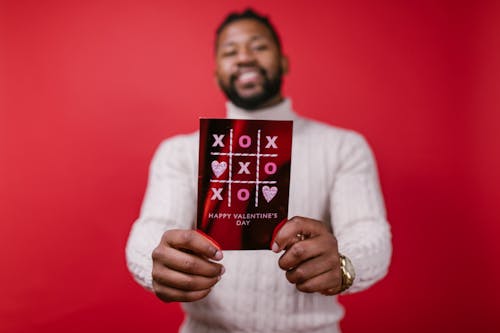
[296,116,365,144]
[152,131,199,162]
[156,131,199,150]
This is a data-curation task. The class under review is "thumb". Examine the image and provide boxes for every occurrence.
[271,216,325,253]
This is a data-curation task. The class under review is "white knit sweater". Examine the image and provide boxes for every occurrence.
[126,99,392,333]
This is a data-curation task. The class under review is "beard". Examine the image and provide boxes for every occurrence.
[218,66,283,110]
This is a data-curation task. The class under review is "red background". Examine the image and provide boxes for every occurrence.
[1,0,499,332]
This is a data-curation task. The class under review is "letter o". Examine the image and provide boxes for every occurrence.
[264,162,277,175]
[239,135,251,148]
[237,188,250,201]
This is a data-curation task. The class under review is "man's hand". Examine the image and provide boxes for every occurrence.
[151,229,225,303]
[272,216,342,295]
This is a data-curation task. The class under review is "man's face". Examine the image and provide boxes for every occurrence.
[215,19,287,110]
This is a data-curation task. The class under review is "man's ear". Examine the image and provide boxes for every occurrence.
[281,55,289,75]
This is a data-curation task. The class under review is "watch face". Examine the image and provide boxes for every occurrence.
[340,255,356,288]
[344,257,355,279]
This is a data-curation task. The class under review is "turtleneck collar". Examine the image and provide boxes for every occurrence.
[226,98,298,121]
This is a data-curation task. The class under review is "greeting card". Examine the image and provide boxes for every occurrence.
[197,118,293,250]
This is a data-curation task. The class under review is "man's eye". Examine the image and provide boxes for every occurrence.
[222,50,237,57]
[252,44,268,51]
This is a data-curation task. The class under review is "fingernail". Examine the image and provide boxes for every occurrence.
[271,242,279,253]
[270,218,288,247]
[220,266,225,275]
[214,250,223,260]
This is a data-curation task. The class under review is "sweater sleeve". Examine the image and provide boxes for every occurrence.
[125,135,197,290]
[330,132,392,293]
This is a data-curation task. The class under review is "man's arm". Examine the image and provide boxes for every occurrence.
[330,131,392,293]
[125,135,224,301]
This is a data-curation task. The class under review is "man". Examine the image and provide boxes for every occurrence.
[126,8,392,333]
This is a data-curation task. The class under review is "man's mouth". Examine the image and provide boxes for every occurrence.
[232,68,265,86]
[237,71,260,84]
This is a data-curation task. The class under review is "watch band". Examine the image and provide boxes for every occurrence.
[339,254,355,293]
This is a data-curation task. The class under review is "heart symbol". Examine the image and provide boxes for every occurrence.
[211,161,227,178]
[262,186,278,202]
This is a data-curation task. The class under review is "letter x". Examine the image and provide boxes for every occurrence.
[212,134,225,147]
[210,188,223,200]
[265,136,278,148]
[238,161,251,174]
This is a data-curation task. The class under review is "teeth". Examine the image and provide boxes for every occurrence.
[239,72,258,81]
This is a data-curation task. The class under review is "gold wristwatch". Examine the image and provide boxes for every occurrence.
[339,254,355,293]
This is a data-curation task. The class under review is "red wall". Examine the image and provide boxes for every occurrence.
[1,1,499,332]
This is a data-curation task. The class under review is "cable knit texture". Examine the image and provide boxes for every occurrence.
[125,99,392,333]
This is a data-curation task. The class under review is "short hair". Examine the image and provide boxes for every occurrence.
[215,8,282,53]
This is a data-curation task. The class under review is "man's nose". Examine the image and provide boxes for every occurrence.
[236,47,256,64]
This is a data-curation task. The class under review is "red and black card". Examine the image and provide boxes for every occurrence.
[197,118,293,250]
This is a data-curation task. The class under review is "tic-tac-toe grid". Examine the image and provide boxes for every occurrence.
[210,129,278,207]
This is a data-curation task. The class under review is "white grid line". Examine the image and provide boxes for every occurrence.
[211,152,277,157]
[210,180,277,184]
[228,129,233,207]
[255,129,261,207]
